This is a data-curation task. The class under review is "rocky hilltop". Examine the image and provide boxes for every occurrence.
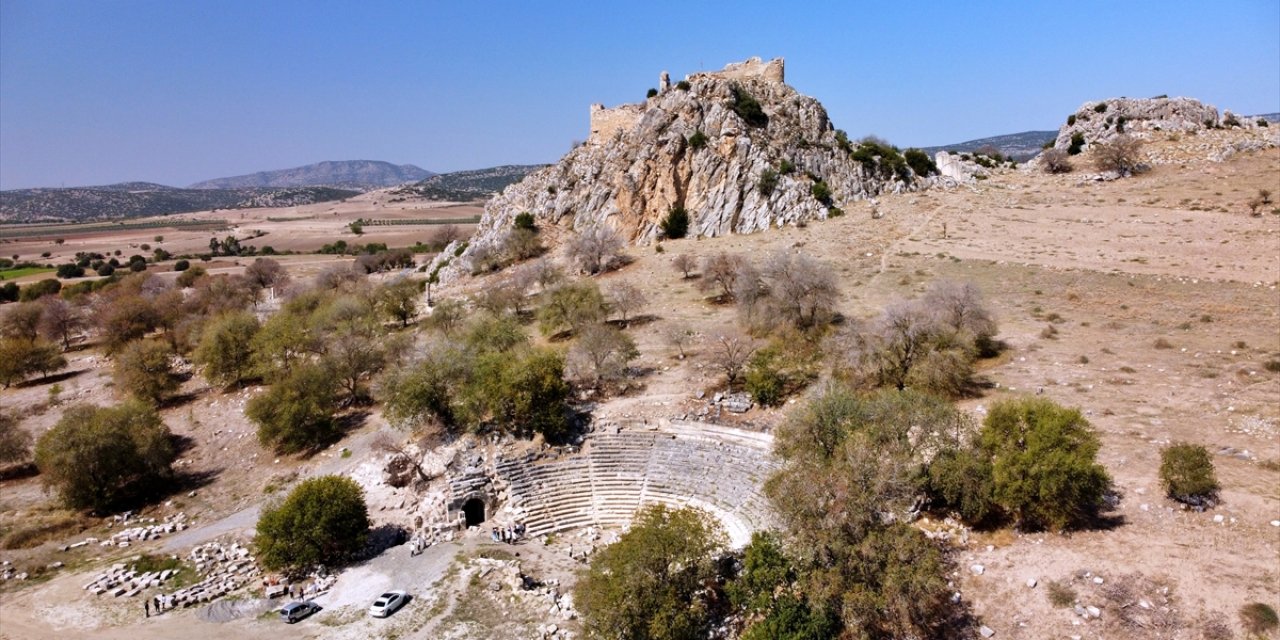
[1050,97,1273,152]
[456,58,931,271]
[188,160,432,190]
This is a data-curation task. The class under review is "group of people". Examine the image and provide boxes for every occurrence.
[490,523,525,544]
[144,594,176,617]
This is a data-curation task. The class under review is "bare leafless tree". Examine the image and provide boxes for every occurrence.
[607,280,647,325]
[709,330,756,386]
[1040,148,1073,174]
[1093,134,1145,175]
[699,252,745,301]
[921,280,998,352]
[430,224,462,249]
[760,251,838,330]
[662,322,695,359]
[569,323,639,389]
[672,254,697,279]
[244,257,289,292]
[37,294,83,350]
[567,224,625,274]
[372,432,436,485]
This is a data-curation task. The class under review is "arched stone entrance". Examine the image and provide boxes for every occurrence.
[463,498,486,527]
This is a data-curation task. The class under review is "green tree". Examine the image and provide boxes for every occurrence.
[376,278,424,327]
[577,504,727,640]
[0,411,33,466]
[255,475,370,571]
[113,340,181,405]
[194,311,260,387]
[247,364,340,454]
[377,346,463,432]
[459,347,570,441]
[96,292,159,354]
[1158,442,1219,507]
[251,309,317,382]
[764,385,965,638]
[979,397,1112,531]
[0,337,67,388]
[537,280,608,336]
[33,400,175,512]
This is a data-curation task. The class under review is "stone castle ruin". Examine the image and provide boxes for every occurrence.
[588,57,786,145]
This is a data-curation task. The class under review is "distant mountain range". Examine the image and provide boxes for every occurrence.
[392,165,548,201]
[189,160,432,190]
[0,183,358,223]
[919,130,1059,161]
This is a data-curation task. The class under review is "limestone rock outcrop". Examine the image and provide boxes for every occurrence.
[447,57,928,277]
[1052,97,1224,152]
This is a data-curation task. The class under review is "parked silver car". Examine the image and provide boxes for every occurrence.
[280,600,321,623]
[368,590,409,618]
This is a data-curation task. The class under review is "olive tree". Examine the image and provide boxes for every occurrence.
[567,224,625,274]
[194,311,260,387]
[113,340,181,405]
[34,400,176,512]
[569,323,638,389]
[0,412,32,466]
[247,364,341,454]
[255,475,369,572]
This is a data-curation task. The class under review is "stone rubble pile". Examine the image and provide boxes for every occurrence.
[82,563,179,598]
[467,557,577,639]
[146,541,263,609]
[0,560,27,581]
[77,512,189,550]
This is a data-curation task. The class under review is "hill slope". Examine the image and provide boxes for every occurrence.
[189,160,432,190]
[0,183,358,223]
[392,165,547,201]
[919,130,1058,161]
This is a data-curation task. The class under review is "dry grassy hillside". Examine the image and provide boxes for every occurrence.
[0,133,1276,640]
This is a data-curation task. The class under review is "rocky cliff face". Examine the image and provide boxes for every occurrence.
[450,58,928,275]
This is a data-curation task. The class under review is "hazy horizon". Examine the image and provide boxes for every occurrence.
[2,0,1277,190]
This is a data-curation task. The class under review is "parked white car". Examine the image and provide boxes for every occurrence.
[368,590,409,618]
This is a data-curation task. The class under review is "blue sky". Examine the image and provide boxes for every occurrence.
[2,0,1277,189]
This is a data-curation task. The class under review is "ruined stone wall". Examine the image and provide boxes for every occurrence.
[588,103,644,143]
[702,56,785,83]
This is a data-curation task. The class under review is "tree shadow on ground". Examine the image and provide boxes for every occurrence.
[16,368,85,389]
[606,314,660,330]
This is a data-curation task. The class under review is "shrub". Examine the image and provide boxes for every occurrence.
[730,84,768,127]
[777,158,795,174]
[514,212,537,231]
[34,400,175,513]
[18,278,61,302]
[744,350,786,407]
[1041,148,1073,174]
[810,180,832,206]
[1241,602,1279,634]
[1093,102,1108,113]
[903,148,938,176]
[175,265,206,288]
[255,475,369,572]
[1067,132,1086,155]
[1159,443,1219,507]
[1092,134,1145,175]
[758,168,779,196]
[676,79,690,90]
[55,263,84,279]
[1046,580,1076,607]
[926,446,998,524]
[979,397,1112,531]
[660,206,690,239]
[173,259,190,272]
[687,129,710,151]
